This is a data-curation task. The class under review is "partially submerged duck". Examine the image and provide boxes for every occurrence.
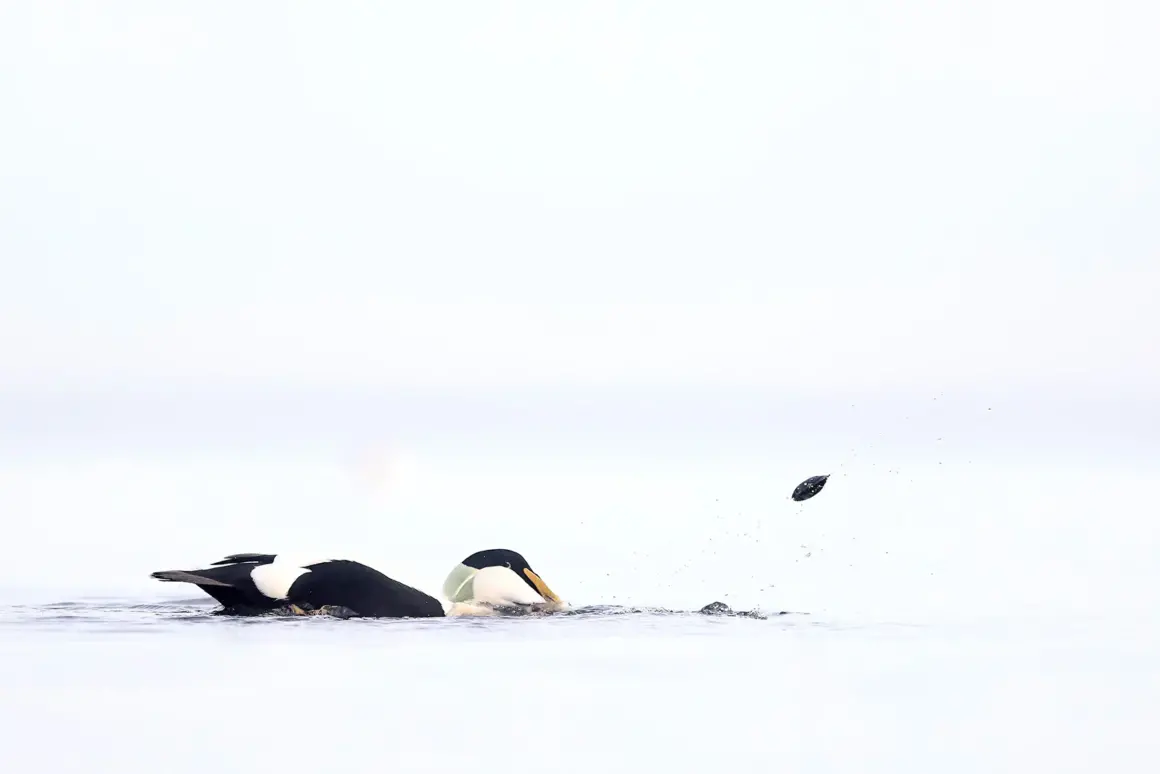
[150,548,565,619]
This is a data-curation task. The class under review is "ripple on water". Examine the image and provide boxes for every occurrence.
[0,597,808,635]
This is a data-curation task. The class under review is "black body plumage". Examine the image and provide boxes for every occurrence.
[150,554,445,618]
[791,474,830,502]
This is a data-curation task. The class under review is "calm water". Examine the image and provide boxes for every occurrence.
[1,447,1158,771]
[1,596,1156,773]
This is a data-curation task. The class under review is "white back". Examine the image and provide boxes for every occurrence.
[250,563,311,600]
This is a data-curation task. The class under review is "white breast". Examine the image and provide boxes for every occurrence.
[443,601,502,617]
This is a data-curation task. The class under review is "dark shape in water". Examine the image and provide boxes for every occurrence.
[698,601,786,619]
[791,474,830,502]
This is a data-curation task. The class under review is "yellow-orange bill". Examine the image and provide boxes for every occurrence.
[524,568,561,603]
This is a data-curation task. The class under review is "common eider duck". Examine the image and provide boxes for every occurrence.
[150,548,565,618]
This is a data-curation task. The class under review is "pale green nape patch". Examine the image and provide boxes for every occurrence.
[442,563,477,603]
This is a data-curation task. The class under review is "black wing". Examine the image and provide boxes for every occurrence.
[211,553,278,566]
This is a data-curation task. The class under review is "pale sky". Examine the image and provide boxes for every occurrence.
[2,2,1160,618]
[1,2,1156,417]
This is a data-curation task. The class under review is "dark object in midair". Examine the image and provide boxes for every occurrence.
[791,474,830,502]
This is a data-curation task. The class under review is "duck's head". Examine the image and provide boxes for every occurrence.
[442,548,566,611]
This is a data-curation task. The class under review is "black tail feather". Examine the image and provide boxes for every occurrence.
[151,554,277,607]
[151,570,234,587]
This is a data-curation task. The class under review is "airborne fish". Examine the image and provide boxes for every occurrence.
[791,474,830,502]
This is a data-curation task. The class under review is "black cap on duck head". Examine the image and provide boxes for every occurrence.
[459,548,561,603]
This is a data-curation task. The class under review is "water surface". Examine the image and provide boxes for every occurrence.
[2,596,1154,773]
